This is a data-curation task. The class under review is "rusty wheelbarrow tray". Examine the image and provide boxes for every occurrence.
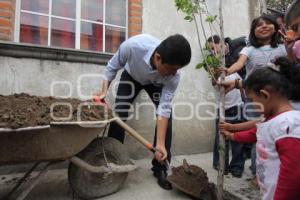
[0,118,137,200]
[0,120,114,165]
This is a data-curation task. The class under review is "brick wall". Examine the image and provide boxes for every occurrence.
[0,0,15,41]
[128,0,143,37]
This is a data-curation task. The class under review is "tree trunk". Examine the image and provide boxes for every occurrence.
[217,0,226,200]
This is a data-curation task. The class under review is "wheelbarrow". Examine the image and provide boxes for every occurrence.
[0,116,157,200]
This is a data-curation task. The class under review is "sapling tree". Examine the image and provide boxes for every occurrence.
[175,0,226,199]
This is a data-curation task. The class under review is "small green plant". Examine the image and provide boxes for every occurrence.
[175,1,227,199]
[196,54,221,70]
[206,15,218,23]
[175,0,198,21]
[175,0,221,81]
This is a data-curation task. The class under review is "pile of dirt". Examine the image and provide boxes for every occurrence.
[0,93,113,129]
[167,159,241,200]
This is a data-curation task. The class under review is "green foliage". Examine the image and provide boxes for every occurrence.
[206,15,217,23]
[266,0,294,12]
[196,53,221,71]
[175,0,221,78]
[175,0,198,21]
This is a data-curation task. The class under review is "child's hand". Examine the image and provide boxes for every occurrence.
[219,121,234,131]
[217,79,236,93]
[221,130,234,140]
[217,66,228,74]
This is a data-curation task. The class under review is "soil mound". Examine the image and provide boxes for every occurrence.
[167,159,241,200]
[0,93,113,129]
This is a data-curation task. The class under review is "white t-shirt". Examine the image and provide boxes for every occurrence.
[215,73,243,110]
[240,44,287,78]
[256,110,300,200]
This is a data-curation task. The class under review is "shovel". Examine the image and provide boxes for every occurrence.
[91,97,238,199]
[91,97,241,199]
[92,96,171,172]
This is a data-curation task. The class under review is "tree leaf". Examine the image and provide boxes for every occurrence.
[196,62,205,69]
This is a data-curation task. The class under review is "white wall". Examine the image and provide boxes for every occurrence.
[0,57,104,98]
[123,0,252,158]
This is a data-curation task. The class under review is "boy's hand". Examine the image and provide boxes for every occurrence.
[219,121,234,131]
[221,130,234,140]
[93,91,106,101]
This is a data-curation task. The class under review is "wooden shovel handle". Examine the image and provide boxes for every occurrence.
[114,117,156,153]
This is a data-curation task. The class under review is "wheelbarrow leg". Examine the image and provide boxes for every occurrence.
[15,162,57,200]
[2,162,40,200]
[3,161,58,200]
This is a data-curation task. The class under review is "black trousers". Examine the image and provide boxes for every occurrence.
[108,70,172,172]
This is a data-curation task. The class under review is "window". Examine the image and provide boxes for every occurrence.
[17,0,127,53]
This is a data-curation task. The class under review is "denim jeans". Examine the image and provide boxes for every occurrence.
[213,105,245,172]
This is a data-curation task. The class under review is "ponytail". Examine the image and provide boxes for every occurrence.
[244,57,300,101]
[274,57,300,101]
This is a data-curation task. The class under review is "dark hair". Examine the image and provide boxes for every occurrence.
[244,57,300,101]
[249,14,280,48]
[273,12,284,20]
[285,0,300,27]
[207,35,221,44]
[156,34,191,67]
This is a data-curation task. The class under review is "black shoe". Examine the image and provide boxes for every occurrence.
[153,170,172,190]
[224,169,229,175]
[230,170,243,178]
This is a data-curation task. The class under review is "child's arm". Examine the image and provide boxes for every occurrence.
[221,127,257,143]
[219,120,257,131]
[274,138,300,199]
[226,55,248,75]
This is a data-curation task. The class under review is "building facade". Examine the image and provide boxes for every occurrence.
[0,0,259,158]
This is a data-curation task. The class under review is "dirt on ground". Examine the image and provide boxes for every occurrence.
[167,160,241,200]
[0,93,113,129]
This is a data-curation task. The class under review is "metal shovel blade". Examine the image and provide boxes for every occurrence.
[167,159,210,199]
[167,159,242,200]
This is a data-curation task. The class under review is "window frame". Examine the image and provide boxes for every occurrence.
[14,0,128,53]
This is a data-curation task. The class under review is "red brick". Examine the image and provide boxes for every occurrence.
[0,18,11,27]
[129,0,142,4]
[0,27,11,34]
[0,33,10,40]
[129,4,142,11]
[129,24,142,31]
[0,2,12,10]
[129,2,142,8]
[128,0,142,36]
[129,10,142,16]
[128,31,141,36]
[129,17,142,24]
[0,10,13,18]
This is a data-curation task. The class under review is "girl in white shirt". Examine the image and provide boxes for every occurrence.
[222,57,300,200]
[225,14,287,77]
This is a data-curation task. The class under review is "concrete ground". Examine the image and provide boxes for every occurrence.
[0,152,260,200]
